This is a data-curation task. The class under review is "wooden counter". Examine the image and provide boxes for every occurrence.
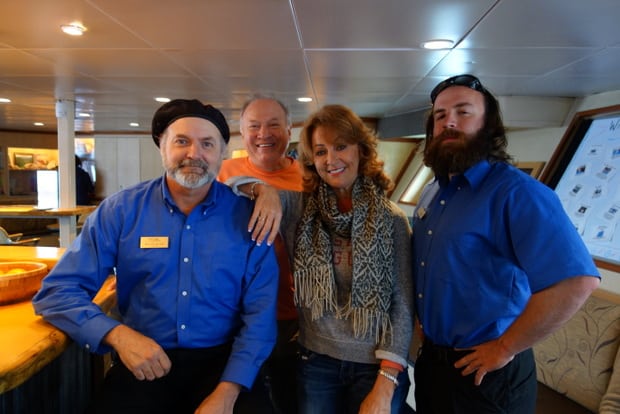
[0,246,116,395]
[0,205,96,218]
[0,205,96,247]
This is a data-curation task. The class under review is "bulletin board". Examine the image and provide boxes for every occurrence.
[541,104,620,272]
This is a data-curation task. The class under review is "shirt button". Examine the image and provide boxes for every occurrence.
[85,344,90,350]
[181,324,186,330]
[183,257,189,263]
[420,261,425,267]
[440,200,445,205]
[418,293,423,298]
[427,230,432,235]
[181,291,188,296]
[186,225,191,230]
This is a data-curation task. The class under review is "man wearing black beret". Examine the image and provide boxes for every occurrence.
[34,99,280,414]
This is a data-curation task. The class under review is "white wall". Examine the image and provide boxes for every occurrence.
[506,127,565,167]
[94,135,159,198]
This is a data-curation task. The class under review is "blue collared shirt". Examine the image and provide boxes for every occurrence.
[412,161,599,348]
[33,177,278,388]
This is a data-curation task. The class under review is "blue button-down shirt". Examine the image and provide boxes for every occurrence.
[33,177,278,388]
[412,161,599,348]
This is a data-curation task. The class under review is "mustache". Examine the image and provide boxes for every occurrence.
[436,129,465,141]
[178,159,209,170]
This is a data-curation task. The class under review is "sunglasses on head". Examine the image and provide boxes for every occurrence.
[430,74,487,103]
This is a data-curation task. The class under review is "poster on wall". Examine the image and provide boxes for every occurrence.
[543,105,620,271]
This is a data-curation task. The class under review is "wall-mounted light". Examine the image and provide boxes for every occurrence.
[421,39,454,50]
[130,122,140,127]
[155,97,171,103]
[0,98,11,103]
[61,22,87,36]
[33,122,45,126]
[297,97,313,103]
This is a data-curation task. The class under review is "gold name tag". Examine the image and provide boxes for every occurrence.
[140,237,169,249]
[416,207,426,219]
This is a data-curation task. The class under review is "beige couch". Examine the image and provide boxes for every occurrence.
[534,289,620,413]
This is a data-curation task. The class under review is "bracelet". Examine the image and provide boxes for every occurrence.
[380,360,404,372]
[378,369,399,387]
[249,181,260,200]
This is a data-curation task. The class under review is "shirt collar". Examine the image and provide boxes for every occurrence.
[437,159,492,190]
[462,160,492,190]
[160,175,218,213]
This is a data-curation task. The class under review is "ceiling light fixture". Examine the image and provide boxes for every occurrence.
[155,97,171,103]
[78,112,91,118]
[0,98,11,103]
[130,122,140,127]
[61,22,87,36]
[422,39,455,50]
[297,97,312,102]
[34,122,45,126]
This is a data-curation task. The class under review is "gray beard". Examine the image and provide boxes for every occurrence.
[170,169,215,189]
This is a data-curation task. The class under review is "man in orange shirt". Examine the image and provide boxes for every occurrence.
[218,94,302,414]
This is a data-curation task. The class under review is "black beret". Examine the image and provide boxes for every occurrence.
[151,99,230,146]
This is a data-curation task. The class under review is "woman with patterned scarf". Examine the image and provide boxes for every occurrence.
[236,104,414,414]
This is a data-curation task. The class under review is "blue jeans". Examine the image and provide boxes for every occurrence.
[297,346,410,414]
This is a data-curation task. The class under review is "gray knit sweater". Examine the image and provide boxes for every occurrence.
[280,190,414,368]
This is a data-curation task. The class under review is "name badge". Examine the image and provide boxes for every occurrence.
[416,207,427,219]
[140,237,169,249]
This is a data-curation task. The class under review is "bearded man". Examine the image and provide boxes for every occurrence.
[411,75,600,414]
[33,99,278,414]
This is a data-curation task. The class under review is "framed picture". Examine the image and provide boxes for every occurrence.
[540,104,620,272]
[516,161,545,179]
[13,153,34,168]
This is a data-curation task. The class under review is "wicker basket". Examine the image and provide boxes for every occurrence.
[0,261,48,305]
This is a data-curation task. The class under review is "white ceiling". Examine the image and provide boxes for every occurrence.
[0,0,619,135]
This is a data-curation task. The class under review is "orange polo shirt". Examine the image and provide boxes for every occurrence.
[218,156,303,321]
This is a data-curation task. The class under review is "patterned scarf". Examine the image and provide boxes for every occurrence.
[293,176,395,343]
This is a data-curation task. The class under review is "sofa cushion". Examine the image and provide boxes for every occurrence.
[536,382,594,414]
[534,291,620,412]
[599,336,620,414]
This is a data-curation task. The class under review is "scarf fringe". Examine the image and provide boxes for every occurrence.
[295,266,393,344]
[294,265,338,320]
[351,307,393,344]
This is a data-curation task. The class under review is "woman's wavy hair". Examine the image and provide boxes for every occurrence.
[424,87,512,163]
[298,104,393,193]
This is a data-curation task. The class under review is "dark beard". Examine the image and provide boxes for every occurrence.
[424,129,491,177]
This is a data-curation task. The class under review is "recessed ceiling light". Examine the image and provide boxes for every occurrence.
[130,122,140,127]
[61,22,87,36]
[78,112,91,118]
[297,97,313,103]
[421,39,454,50]
[0,98,11,103]
[34,122,45,126]
[155,97,171,103]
